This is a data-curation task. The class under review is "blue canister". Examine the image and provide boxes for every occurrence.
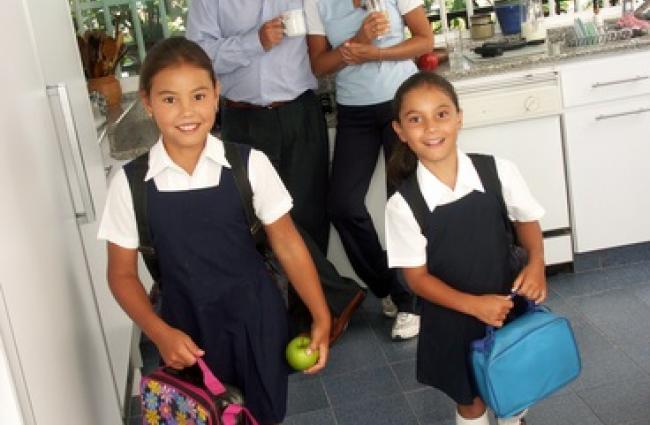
[495,1,522,35]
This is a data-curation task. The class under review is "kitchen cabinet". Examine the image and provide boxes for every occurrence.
[563,94,650,252]
[560,50,650,253]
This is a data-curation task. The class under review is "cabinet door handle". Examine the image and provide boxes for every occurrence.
[595,107,650,121]
[591,75,649,88]
[46,83,96,224]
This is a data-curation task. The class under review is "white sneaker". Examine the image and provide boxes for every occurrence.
[391,313,420,340]
[381,296,398,318]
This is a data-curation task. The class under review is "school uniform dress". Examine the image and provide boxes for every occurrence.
[305,0,422,311]
[98,135,293,424]
[385,151,545,405]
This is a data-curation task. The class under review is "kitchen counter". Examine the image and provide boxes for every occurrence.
[439,32,650,81]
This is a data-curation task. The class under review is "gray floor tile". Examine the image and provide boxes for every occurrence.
[568,320,646,392]
[391,359,427,392]
[548,265,647,300]
[602,243,650,268]
[578,379,650,425]
[286,376,330,416]
[573,251,603,273]
[333,393,419,425]
[320,317,388,377]
[322,365,401,407]
[524,391,605,425]
[404,387,455,422]
[283,407,337,425]
[367,313,419,363]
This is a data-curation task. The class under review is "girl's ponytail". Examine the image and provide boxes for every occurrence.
[387,141,418,191]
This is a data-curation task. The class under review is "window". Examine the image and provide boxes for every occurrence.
[70,0,190,76]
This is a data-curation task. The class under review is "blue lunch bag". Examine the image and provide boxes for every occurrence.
[470,302,581,418]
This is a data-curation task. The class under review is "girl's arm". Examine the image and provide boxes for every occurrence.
[107,242,203,369]
[339,7,433,64]
[264,214,331,373]
[402,266,514,327]
[511,221,547,304]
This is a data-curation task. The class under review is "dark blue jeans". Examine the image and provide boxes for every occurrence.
[329,101,414,313]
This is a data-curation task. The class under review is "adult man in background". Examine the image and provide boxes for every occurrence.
[186,1,365,343]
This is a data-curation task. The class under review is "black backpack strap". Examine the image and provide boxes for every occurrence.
[397,171,430,234]
[123,152,160,282]
[222,141,266,248]
[468,153,518,244]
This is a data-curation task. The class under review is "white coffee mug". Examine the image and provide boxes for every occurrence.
[282,9,307,37]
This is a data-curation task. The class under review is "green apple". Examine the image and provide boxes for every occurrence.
[285,335,319,371]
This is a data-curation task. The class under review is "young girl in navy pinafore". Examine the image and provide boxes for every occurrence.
[409,174,517,405]
[145,146,288,423]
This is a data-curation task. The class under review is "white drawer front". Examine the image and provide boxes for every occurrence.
[460,84,562,128]
[560,51,650,108]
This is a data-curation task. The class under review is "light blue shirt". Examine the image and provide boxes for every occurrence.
[307,0,419,106]
[186,0,317,106]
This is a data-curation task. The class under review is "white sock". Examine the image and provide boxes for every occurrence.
[497,408,528,425]
[456,410,490,425]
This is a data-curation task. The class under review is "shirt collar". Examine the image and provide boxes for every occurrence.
[416,150,485,211]
[144,134,231,181]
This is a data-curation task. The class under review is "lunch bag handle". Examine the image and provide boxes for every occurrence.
[474,298,548,352]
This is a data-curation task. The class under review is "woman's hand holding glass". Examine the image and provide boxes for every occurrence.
[353,12,390,44]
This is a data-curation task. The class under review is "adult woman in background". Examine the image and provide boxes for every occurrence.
[305,0,432,339]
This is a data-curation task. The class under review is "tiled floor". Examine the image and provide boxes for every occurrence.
[130,243,650,425]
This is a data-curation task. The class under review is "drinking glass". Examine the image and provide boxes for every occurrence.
[446,28,465,73]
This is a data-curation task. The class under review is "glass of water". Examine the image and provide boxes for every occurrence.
[445,28,465,73]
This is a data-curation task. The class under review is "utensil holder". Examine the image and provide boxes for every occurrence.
[87,75,122,107]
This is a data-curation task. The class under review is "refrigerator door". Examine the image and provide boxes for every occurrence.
[22,0,133,407]
[0,0,123,423]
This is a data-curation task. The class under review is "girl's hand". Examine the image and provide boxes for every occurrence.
[471,295,514,328]
[512,260,547,304]
[354,12,390,43]
[153,326,204,370]
[302,318,330,375]
[339,41,380,65]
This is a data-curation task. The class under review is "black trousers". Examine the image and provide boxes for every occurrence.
[328,101,415,313]
[220,90,361,318]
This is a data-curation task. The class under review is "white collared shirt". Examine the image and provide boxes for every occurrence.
[385,150,545,268]
[98,134,292,249]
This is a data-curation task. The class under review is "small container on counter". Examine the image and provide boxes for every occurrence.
[470,14,495,40]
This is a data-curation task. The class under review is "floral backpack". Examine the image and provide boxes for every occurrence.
[140,357,258,425]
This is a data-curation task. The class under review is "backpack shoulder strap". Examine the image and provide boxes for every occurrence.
[222,141,266,247]
[468,153,518,243]
[123,152,160,282]
[467,153,501,198]
[397,171,429,233]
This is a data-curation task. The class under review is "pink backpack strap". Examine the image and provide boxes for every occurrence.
[196,357,226,395]
[222,404,259,425]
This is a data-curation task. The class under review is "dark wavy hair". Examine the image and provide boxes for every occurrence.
[387,72,460,189]
[139,37,216,96]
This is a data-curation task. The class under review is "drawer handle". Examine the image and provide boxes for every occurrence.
[595,107,650,121]
[591,75,649,88]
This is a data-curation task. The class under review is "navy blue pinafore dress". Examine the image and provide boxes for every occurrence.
[146,148,289,424]
[405,172,524,406]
